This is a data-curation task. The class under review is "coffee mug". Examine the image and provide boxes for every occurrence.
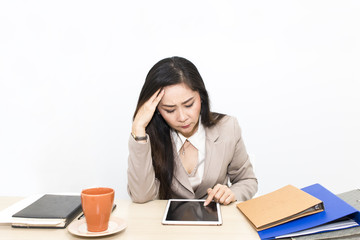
[81,187,114,232]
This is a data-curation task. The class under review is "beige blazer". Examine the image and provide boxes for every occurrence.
[127,115,258,203]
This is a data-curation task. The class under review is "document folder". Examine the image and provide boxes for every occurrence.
[236,185,324,231]
[291,189,360,240]
[257,183,360,240]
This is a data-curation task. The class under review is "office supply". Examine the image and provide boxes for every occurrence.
[11,194,82,228]
[1,198,260,240]
[291,189,360,240]
[162,199,222,225]
[257,184,360,240]
[292,230,360,240]
[277,217,359,238]
[236,185,324,231]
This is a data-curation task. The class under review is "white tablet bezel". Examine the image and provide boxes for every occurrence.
[161,199,222,225]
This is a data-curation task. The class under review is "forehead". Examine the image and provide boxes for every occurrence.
[160,83,199,105]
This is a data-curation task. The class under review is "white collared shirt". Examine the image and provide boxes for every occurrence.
[171,122,206,191]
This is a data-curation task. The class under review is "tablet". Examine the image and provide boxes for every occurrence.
[161,199,222,225]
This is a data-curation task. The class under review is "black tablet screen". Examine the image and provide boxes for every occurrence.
[165,201,218,221]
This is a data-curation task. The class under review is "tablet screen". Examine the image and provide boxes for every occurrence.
[162,199,222,225]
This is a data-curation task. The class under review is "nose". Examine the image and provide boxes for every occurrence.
[177,108,187,122]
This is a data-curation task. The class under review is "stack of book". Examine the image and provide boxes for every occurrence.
[2,194,82,228]
[237,184,360,240]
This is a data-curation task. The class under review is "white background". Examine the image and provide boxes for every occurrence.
[0,1,359,199]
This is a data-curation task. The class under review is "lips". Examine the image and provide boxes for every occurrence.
[181,124,191,129]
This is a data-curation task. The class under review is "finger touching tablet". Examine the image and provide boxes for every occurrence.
[161,199,222,225]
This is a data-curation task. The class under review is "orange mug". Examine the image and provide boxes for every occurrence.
[81,187,114,232]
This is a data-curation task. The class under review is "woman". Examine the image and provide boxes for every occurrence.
[127,56,257,205]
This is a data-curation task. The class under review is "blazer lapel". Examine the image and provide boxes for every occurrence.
[195,125,225,199]
[173,146,194,195]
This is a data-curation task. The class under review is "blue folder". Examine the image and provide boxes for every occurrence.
[258,183,360,240]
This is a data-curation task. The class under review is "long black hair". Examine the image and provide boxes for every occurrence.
[133,57,224,199]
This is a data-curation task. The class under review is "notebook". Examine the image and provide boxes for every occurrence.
[11,194,82,228]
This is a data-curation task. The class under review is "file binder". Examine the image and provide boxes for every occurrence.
[236,185,324,231]
[291,189,360,240]
[258,184,360,240]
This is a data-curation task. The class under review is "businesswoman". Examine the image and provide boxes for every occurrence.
[127,56,257,205]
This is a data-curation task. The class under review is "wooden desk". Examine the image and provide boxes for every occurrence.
[0,197,260,240]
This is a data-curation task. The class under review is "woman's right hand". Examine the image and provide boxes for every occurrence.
[132,89,165,137]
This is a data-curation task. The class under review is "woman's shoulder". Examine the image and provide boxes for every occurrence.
[215,114,238,126]
[210,114,241,133]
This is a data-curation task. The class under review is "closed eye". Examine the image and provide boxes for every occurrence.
[165,109,175,113]
[185,102,194,108]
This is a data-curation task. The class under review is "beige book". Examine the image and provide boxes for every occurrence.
[236,185,324,231]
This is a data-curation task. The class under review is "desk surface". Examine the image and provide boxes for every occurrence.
[0,197,261,240]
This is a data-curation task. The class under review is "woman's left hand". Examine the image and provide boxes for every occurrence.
[204,184,236,206]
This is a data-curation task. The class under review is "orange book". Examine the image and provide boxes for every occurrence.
[236,185,324,231]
